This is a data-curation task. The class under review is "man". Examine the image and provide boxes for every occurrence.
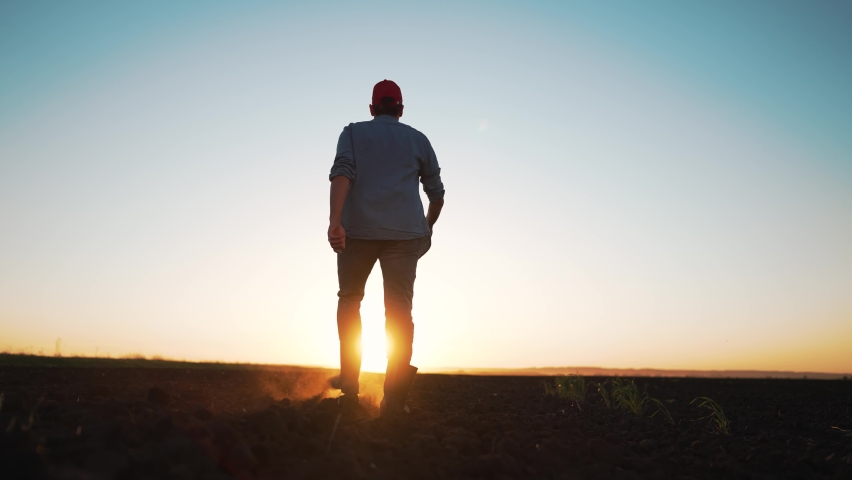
[328,80,445,416]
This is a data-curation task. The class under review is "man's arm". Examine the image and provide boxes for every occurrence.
[419,135,444,235]
[426,198,444,234]
[328,176,351,253]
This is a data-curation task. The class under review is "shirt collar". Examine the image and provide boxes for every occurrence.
[372,115,399,123]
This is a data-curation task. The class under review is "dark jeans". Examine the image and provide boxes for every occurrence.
[336,235,431,394]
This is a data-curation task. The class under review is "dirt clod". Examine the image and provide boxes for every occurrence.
[147,386,170,406]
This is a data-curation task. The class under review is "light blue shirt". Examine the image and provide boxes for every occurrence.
[329,115,445,240]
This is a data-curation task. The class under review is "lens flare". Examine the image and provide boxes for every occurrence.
[360,330,387,373]
[359,300,390,373]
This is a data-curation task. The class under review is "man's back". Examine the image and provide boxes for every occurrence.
[330,115,444,240]
[327,80,444,416]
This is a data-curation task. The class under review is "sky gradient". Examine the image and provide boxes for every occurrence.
[1,1,851,373]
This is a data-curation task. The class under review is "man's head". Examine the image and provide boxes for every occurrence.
[370,79,404,118]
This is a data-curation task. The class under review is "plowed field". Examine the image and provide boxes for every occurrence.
[2,363,851,479]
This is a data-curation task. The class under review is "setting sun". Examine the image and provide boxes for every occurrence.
[358,300,389,374]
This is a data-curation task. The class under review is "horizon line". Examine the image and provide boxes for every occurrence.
[1,353,849,379]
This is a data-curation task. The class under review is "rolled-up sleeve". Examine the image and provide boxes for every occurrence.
[329,124,356,181]
[419,137,445,201]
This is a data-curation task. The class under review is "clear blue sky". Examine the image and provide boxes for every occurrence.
[2,1,850,372]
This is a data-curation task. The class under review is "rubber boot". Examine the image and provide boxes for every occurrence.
[329,374,359,395]
[380,364,418,417]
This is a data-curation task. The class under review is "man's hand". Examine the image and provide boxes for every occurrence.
[426,198,444,236]
[328,176,352,254]
[328,222,346,253]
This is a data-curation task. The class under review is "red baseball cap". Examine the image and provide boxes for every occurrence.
[372,79,403,105]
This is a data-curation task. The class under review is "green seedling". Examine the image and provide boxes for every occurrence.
[691,396,730,435]
[545,375,587,406]
[598,378,673,423]
[611,378,645,416]
[649,397,675,424]
[593,381,613,409]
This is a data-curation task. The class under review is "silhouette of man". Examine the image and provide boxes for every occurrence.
[328,80,445,416]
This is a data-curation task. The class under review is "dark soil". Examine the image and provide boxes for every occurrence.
[2,364,851,479]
